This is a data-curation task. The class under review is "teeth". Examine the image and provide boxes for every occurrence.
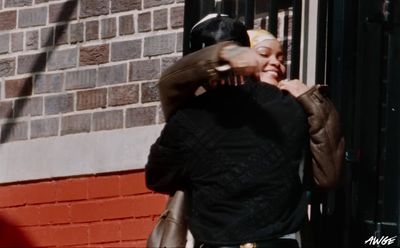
[266,71,278,78]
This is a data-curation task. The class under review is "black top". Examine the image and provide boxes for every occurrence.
[146,81,309,245]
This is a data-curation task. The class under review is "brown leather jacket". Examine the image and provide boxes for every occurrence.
[158,42,345,188]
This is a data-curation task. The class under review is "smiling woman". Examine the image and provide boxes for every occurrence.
[247,29,311,98]
[247,29,286,85]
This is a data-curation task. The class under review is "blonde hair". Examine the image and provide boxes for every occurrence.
[247,29,277,47]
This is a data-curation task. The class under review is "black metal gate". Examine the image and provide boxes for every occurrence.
[327,0,400,247]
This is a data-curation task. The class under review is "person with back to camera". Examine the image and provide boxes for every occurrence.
[145,14,344,248]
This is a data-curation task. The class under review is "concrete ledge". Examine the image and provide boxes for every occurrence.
[0,125,164,184]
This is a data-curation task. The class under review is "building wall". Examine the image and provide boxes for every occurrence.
[0,0,184,246]
[0,171,167,247]
[0,0,184,182]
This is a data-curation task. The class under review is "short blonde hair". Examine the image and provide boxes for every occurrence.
[247,29,276,47]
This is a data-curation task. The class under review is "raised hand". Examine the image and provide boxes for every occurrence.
[218,44,261,81]
[277,79,311,98]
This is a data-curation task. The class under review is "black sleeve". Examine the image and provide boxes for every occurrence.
[145,116,191,194]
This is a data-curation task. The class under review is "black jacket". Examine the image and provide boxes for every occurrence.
[146,82,309,244]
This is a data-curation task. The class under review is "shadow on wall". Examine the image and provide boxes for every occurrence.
[0,218,34,248]
[0,1,78,144]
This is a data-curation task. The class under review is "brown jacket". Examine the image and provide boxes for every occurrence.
[158,42,345,188]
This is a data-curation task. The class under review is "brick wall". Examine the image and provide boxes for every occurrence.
[0,171,168,247]
[0,0,184,143]
[0,0,184,246]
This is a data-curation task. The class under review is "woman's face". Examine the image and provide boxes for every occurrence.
[253,39,286,85]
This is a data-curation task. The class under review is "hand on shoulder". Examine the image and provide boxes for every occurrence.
[277,79,311,98]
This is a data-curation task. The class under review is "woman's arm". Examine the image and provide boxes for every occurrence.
[297,85,345,188]
[145,117,191,194]
[160,42,261,120]
[159,42,230,120]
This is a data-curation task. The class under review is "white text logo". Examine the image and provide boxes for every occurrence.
[364,236,397,246]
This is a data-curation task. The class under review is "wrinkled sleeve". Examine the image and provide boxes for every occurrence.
[159,42,233,121]
[145,117,191,194]
[297,85,345,188]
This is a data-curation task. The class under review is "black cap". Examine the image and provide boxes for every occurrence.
[189,14,250,54]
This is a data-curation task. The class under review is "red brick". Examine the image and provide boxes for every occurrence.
[153,9,167,30]
[111,0,141,13]
[55,24,69,45]
[71,201,102,223]
[80,0,109,18]
[0,33,9,54]
[70,22,84,43]
[34,73,63,94]
[61,113,91,136]
[0,58,16,77]
[98,63,127,85]
[0,206,40,227]
[18,53,46,74]
[31,117,59,139]
[101,198,134,220]
[143,34,175,57]
[63,245,90,248]
[49,0,77,23]
[80,44,109,66]
[18,7,47,28]
[161,56,181,72]
[120,171,151,196]
[14,95,42,116]
[20,226,56,247]
[5,77,32,98]
[45,93,74,115]
[56,178,88,202]
[129,59,160,81]
[0,122,28,142]
[0,184,26,207]
[92,110,123,131]
[0,101,13,119]
[121,218,156,241]
[108,84,139,107]
[119,14,134,35]
[132,194,167,217]
[85,20,99,41]
[39,204,70,225]
[25,30,38,50]
[54,225,89,246]
[171,6,184,28]
[88,175,120,199]
[111,40,141,62]
[101,17,116,39]
[138,12,150,32]
[0,224,38,247]
[158,105,165,124]
[47,48,77,71]
[126,106,156,128]
[41,27,54,48]
[4,0,32,8]
[65,69,96,90]
[120,240,147,247]
[89,221,120,244]
[144,0,173,8]
[0,11,16,31]
[24,181,56,204]
[141,81,159,103]
[76,88,107,110]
